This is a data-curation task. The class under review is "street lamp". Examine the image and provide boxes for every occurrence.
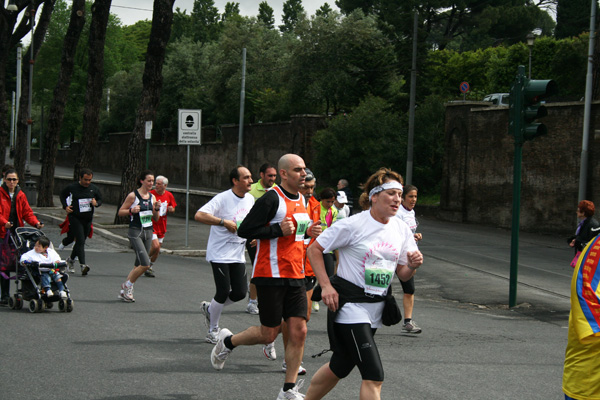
[527,33,535,79]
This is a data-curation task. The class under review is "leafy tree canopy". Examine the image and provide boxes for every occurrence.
[257,1,275,28]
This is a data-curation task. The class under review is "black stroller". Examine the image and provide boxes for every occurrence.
[4,227,74,313]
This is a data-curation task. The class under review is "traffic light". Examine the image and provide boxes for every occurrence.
[522,79,557,141]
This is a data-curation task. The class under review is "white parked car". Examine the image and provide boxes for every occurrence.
[483,93,510,106]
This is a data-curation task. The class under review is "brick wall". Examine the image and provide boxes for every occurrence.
[442,101,600,233]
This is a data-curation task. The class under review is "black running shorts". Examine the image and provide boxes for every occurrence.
[256,284,307,327]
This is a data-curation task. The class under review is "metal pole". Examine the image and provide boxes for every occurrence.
[528,47,532,79]
[237,48,246,165]
[509,65,525,308]
[39,104,43,161]
[14,46,22,154]
[26,4,35,175]
[185,145,190,247]
[106,88,110,113]
[10,92,15,150]
[578,0,597,202]
[406,11,418,185]
[509,142,523,307]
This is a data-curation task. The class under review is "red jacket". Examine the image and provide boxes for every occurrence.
[0,186,40,238]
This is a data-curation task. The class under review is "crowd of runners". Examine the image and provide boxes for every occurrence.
[0,155,426,400]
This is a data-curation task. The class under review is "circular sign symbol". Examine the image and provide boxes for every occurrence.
[459,82,470,93]
[185,115,194,128]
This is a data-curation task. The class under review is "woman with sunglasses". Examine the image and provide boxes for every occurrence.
[0,169,44,305]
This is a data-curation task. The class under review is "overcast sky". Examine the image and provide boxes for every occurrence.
[111,0,339,27]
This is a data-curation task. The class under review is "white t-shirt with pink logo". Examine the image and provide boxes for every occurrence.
[199,189,254,263]
[316,210,418,328]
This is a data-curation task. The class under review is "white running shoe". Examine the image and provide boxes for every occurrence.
[263,341,276,361]
[119,283,135,302]
[66,258,75,273]
[206,328,220,344]
[402,320,422,334]
[210,328,233,370]
[312,301,320,312]
[45,289,54,297]
[200,301,211,328]
[246,301,259,315]
[59,290,68,299]
[58,243,65,250]
[276,379,305,399]
[282,361,307,375]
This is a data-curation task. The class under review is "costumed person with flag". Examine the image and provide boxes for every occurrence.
[563,234,600,400]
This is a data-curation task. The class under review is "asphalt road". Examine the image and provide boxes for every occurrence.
[0,212,571,400]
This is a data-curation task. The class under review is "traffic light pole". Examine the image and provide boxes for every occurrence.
[509,66,525,308]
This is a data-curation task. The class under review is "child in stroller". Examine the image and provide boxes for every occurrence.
[21,236,67,298]
[8,227,73,312]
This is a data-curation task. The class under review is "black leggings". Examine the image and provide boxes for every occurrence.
[329,323,384,382]
[66,215,92,264]
[210,262,248,304]
[311,252,335,301]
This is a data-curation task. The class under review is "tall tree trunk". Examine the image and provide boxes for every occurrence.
[0,0,43,169]
[115,0,175,224]
[13,0,55,181]
[73,0,111,180]
[37,0,86,206]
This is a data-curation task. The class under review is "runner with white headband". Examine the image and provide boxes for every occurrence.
[304,167,423,400]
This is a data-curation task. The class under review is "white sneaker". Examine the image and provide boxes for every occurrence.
[206,328,220,344]
[276,379,305,399]
[59,290,68,299]
[282,361,307,375]
[312,301,320,312]
[58,243,65,250]
[200,301,211,328]
[66,258,75,273]
[263,341,276,360]
[246,301,259,315]
[210,328,233,370]
[119,283,135,302]
[45,289,54,297]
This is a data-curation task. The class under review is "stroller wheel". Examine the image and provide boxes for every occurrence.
[58,299,65,312]
[8,296,15,309]
[15,297,23,310]
[29,299,39,313]
[66,299,74,313]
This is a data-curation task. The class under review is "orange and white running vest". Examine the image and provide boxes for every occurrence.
[252,186,308,279]
[303,196,321,277]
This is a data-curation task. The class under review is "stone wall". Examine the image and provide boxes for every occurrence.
[441,101,600,234]
[49,115,327,191]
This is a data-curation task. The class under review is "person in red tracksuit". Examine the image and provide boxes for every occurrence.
[0,169,43,304]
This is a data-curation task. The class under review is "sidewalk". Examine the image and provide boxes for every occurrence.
[32,196,210,257]
[29,162,213,256]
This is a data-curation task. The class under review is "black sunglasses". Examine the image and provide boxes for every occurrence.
[5,178,18,182]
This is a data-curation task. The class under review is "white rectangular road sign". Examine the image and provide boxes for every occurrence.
[178,109,202,145]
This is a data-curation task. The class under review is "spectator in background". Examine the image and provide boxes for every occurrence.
[334,191,350,221]
[568,200,599,256]
[0,169,43,305]
[337,179,353,214]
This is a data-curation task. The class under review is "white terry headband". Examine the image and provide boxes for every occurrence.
[368,181,403,201]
